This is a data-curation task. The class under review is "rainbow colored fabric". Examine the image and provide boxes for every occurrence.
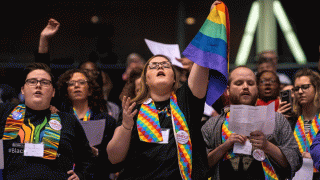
[294,114,320,172]
[137,102,163,142]
[137,92,192,180]
[183,2,229,106]
[73,108,91,121]
[3,104,61,160]
[222,112,278,180]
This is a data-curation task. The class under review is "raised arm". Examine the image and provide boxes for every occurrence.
[39,19,60,54]
[188,63,209,99]
[187,1,222,99]
[107,96,137,164]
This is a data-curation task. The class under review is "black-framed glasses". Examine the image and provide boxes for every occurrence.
[25,79,52,87]
[292,84,312,92]
[148,61,172,69]
[67,80,88,87]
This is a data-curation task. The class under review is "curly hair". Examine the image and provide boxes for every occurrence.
[56,69,107,112]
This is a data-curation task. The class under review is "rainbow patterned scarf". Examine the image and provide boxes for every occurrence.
[73,108,91,121]
[293,114,320,172]
[137,92,192,180]
[2,104,61,160]
[222,112,278,180]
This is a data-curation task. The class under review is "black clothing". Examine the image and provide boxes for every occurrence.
[0,103,93,180]
[61,105,117,180]
[219,157,265,180]
[117,82,209,180]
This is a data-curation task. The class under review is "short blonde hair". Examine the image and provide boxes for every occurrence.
[132,55,180,104]
[293,68,320,116]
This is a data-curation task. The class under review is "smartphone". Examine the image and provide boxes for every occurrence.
[280,90,293,113]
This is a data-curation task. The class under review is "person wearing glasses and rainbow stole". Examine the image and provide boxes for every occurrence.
[0,63,93,180]
[292,68,320,179]
[107,52,210,179]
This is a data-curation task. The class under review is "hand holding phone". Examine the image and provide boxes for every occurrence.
[277,90,293,118]
[279,90,293,115]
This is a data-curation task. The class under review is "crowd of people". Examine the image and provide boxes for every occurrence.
[0,1,319,180]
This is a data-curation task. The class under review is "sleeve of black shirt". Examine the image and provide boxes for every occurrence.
[34,52,50,67]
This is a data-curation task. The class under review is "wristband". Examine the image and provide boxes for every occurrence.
[122,124,133,131]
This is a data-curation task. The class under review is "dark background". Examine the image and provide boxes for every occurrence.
[0,1,317,106]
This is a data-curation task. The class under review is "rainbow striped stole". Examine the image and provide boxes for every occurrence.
[73,108,91,121]
[3,104,25,139]
[137,101,163,142]
[137,92,192,180]
[222,112,278,180]
[294,114,320,172]
[183,2,229,106]
[170,92,192,180]
[2,104,61,160]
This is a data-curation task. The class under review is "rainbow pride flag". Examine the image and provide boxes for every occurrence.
[183,2,229,106]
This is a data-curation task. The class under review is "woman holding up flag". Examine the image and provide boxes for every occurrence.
[107,1,227,179]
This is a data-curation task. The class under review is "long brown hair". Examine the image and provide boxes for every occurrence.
[132,55,180,104]
[293,68,320,116]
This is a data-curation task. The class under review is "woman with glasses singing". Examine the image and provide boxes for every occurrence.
[290,68,320,179]
[107,54,210,180]
[0,63,94,180]
[56,69,117,180]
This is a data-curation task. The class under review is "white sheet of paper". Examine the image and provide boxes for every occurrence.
[24,143,44,157]
[0,140,4,169]
[158,129,170,144]
[292,158,314,180]
[203,103,214,116]
[79,119,106,147]
[144,39,183,68]
[228,102,275,136]
[233,139,252,155]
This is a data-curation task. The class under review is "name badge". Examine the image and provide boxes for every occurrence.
[158,129,170,144]
[24,143,44,157]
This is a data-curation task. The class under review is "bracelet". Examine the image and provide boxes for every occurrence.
[122,124,133,131]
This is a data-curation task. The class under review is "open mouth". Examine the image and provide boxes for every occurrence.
[264,87,272,93]
[34,91,43,97]
[157,71,166,77]
[34,91,42,95]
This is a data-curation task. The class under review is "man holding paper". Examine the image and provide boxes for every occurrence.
[201,66,302,180]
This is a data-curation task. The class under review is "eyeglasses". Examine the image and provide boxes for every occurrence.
[67,80,88,87]
[82,69,100,76]
[148,61,172,69]
[292,84,312,92]
[25,79,52,87]
[259,79,277,85]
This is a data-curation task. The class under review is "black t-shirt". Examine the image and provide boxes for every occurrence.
[117,83,209,180]
[0,103,93,180]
